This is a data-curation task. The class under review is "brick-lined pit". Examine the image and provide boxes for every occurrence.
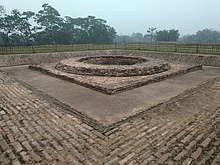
[30,55,202,95]
[55,56,171,77]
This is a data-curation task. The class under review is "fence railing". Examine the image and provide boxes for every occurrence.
[0,43,220,55]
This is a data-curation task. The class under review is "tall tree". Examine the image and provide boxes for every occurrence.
[0,5,5,16]
[0,5,5,45]
[179,29,220,43]
[34,3,63,44]
[0,8,36,45]
[131,32,143,42]
[86,16,116,44]
[146,27,157,42]
[71,16,116,44]
[17,11,35,45]
[0,4,117,45]
[0,9,23,45]
[155,29,180,42]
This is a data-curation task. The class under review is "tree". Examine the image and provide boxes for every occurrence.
[155,29,180,42]
[34,3,63,44]
[168,29,180,41]
[179,29,220,43]
[0,6,5,45]
[87,16,116,44]
[0,4,117,45]
[0,5,5,16]
[0,9,36,45]
[131,32,143,42]
[0,9,23,45]
[146,27,157,42]
[114,35,132,43]
[17,11,36,45]
[68,16,116,44]
[61,16,78,44]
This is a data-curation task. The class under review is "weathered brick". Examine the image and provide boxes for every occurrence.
[191,147,203,159]
[19,151,29,162]
[0,69,220,164]
[186,140,197,150]
[12,142,23,153]
[174,150,187,161]
[41,151,53,161]
[29,151,42,162]
[50,140,63,151]
[21,141,32,151]
[200,137,212,148]
[6,149,16,159]
[157,153,172,164]
[12,159,21,165]
[181,134,192,144]
[182,158,193,165]
[195,133,205,142]
[31,141,42,151]
[140,155,156,165]
[119,152,135,165]
[104,157,120,165]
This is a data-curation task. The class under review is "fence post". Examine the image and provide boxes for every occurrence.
[218,44,220,55]
[55,44,58,52]
[31,44,35,53]
[196,43,199,53]
[174,43,177,52]
[125,43,127,50]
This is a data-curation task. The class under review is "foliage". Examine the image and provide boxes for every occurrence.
[114,28,180,43]
[145,27,157,42]
[114,33,149,43]
[155,29,180,42]
[131,32,144,42]
[179,29,220,43]
[0,9,36,45]
[0,4,116,45]
[0,5,5,16]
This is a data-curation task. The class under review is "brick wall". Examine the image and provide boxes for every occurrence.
[0,50,220,67]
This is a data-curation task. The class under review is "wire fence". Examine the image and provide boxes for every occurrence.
[0,42,220,55]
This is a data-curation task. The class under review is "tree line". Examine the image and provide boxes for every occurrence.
[0,4,116,46]
[1,4,219,46]
[114,27,180,43]
[114,28,220,43]
[179,29,220,43]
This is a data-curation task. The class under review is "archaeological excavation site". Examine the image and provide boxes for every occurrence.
[0,50,220,164]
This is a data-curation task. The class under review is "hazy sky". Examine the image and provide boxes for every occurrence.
[1,0,220,36]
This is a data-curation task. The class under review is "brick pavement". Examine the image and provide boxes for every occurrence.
[0,70,220,164]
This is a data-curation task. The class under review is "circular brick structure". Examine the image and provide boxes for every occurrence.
[55,55,171,77]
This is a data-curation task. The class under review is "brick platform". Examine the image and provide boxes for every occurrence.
[0,70,219,164]
[29,62,202,95]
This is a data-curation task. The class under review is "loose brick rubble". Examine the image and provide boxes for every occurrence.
[0,70,220,164]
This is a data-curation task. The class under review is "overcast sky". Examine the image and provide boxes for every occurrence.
[1,0,220,36]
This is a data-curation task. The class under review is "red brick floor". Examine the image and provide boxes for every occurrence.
[0,71,220,164]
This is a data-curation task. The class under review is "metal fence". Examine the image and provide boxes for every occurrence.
[0,43,220,55]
